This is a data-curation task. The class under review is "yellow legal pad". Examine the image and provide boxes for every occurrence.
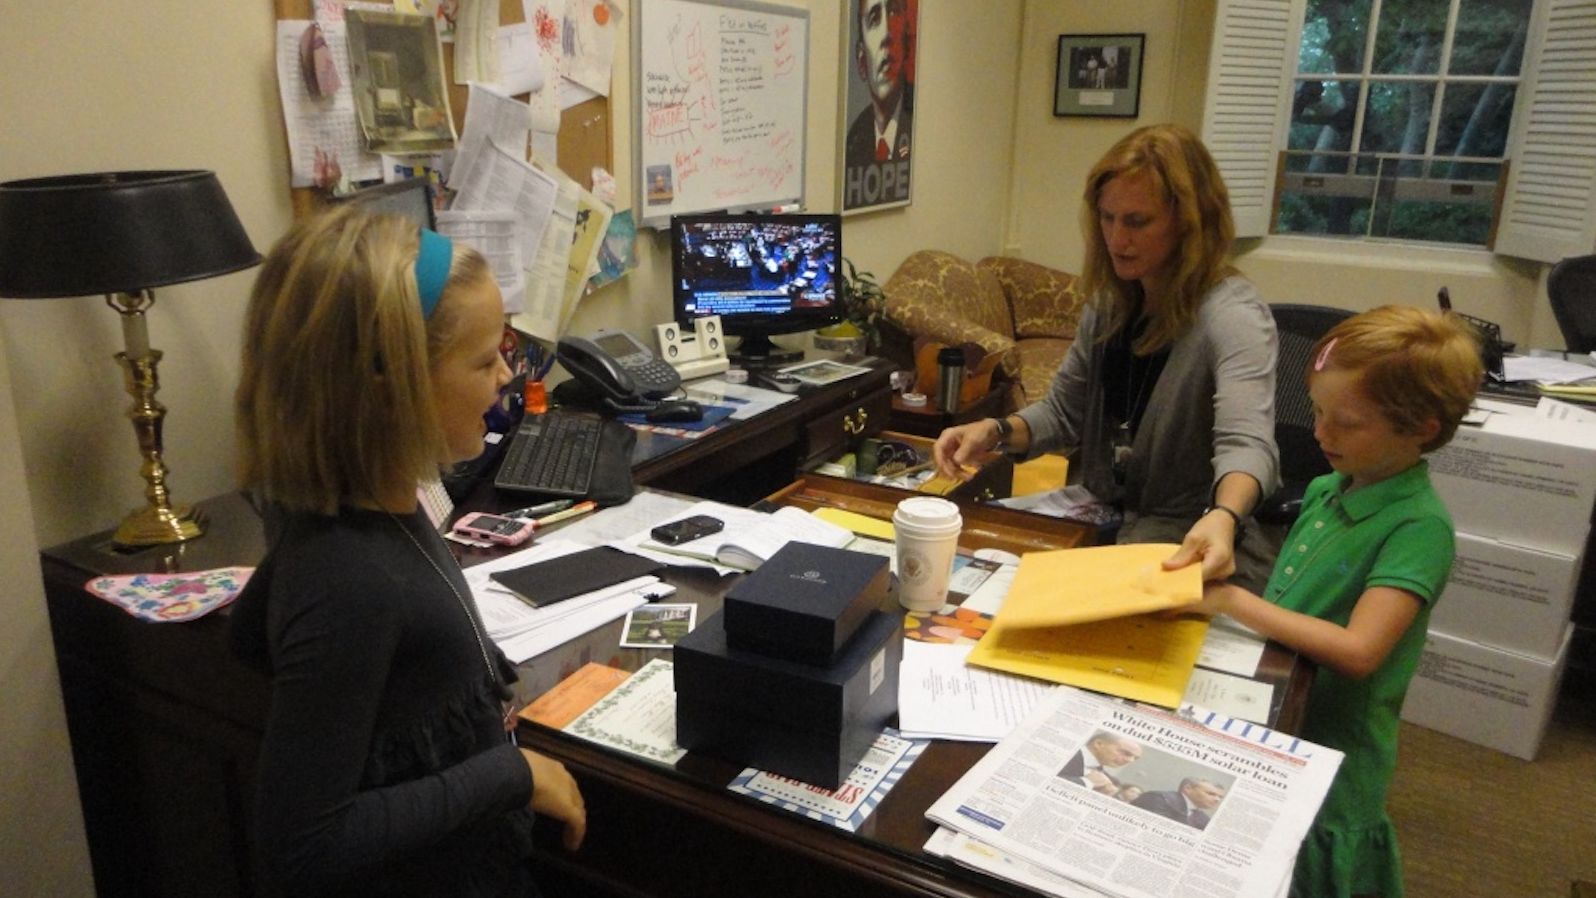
[964,544,1208,708]
[811,506,896,541]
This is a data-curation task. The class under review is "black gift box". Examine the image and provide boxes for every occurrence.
[722,542,889,664]
[674,609,902,788]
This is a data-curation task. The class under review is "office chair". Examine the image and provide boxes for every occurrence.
[1256,303,1356,526]
[1548,254,1596,354]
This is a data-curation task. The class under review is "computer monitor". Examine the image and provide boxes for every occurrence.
[334,177,437,230]
[670,212,842,367]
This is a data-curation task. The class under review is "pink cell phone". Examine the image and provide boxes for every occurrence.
[452,512,536,546]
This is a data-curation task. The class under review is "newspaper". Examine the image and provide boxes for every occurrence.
[925,687,1341,898]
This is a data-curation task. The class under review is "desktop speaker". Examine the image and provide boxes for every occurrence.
[694,315,726,359]
[654,322,694,363]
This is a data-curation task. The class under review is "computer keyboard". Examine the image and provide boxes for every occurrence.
[494,409,605,497]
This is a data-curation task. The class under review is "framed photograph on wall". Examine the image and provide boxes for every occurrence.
[839,0,920,215]
[1054,33,1145,119]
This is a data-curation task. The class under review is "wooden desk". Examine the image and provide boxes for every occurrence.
[627,361,894,504]
[42,485,1307,898]
[506,486,1307,898]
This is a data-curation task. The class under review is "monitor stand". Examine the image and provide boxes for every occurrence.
[728,333,803,369]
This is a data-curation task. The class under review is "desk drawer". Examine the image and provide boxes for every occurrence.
[807,430,1011,504]
[800,384,893,469]
[765,476,1093,555]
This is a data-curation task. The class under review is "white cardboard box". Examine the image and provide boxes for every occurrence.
[1429,530,1585,660]
[1429,413,1596,557]
[1400,625,1572,761]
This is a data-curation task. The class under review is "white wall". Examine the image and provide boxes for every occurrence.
[1006,0,1562,350]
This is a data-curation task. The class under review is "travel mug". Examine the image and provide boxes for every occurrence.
[937,347,965,413]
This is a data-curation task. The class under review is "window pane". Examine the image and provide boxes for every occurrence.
[1276,192,1375,237]
[1299,0,1372,74]
[1434,83,1516,158]
[1359,80,1436,173]
[1374,201,1493,244]
[1288,80,1358,154]
[1450,0,1532,75]
[1371,0,1446,74]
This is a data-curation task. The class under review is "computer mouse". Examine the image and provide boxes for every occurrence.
[646,400,704,423]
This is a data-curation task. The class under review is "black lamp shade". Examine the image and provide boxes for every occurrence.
[0,170,260,299]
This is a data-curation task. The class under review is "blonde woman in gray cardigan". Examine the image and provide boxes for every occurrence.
[934,124,1280,591]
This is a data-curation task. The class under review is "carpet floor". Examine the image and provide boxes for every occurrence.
[1389,670,1596,898]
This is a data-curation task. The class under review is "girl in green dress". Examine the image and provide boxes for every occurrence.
[1185,305,1483,898]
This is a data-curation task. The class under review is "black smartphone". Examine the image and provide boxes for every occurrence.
[650,514,725,545]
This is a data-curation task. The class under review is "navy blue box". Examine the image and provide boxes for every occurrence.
[722,542,889,664]
[674,609,902,789]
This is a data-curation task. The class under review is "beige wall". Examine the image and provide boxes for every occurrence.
[0,344,93,894]
[0,0,1022,881]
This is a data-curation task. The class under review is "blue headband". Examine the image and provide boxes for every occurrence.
[414,228,453,319]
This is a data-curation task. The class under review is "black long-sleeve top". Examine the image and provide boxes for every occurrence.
[230,506,535,897]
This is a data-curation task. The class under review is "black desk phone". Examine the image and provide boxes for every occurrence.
[557,330,682,411]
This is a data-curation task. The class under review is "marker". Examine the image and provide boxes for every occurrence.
[531,500,598,529]
[506,498,573,520]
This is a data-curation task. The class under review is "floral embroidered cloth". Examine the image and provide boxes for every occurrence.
[84,567,254,622]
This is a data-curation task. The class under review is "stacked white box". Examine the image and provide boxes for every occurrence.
[1403,405,1596,757]
[1399,626,1572,761]
[1429,532,1583,660]
[1428,412,1596,557]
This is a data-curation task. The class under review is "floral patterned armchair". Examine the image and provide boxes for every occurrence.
[880,250,1087,410]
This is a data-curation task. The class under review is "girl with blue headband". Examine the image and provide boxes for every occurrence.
[232,204,585,896]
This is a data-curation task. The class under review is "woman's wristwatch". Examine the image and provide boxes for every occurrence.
[1203,504,1247,543]
[989,416,1014,453]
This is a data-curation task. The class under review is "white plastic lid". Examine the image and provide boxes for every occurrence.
[893,495,961,530]
[901,392,927,407]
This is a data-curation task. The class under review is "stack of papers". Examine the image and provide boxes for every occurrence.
[924,687,1342,898]
[465,539,662,663]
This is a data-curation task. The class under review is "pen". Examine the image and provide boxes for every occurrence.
[506,498,574,520]
[531,500,598,529]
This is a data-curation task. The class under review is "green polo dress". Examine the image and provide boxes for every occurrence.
[1263,463,1455,898]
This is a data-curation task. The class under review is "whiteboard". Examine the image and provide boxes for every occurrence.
[633,0,809,228]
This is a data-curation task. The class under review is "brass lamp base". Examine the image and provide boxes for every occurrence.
[115,502,204,547]
[109,292,205,547]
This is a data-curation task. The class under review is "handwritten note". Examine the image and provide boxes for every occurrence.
[635,0,808,226]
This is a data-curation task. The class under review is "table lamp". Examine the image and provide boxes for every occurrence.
[0,170,260,546]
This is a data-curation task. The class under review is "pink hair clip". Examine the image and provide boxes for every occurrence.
[1314,338,1338,371]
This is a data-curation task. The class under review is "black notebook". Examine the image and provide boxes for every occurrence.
[489,546,663,608]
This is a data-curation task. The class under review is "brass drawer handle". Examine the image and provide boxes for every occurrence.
[843,407,869,435]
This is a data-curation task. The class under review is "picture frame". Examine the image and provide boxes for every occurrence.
[1053,33,1145,119]
[838,0,921,215]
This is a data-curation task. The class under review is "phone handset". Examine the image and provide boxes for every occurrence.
[557,335,641,405]
[555,331,683,412]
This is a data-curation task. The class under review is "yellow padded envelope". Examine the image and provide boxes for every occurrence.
[965,613,1209,707]
[997,543,1202,628]
[964,544,1207,707]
